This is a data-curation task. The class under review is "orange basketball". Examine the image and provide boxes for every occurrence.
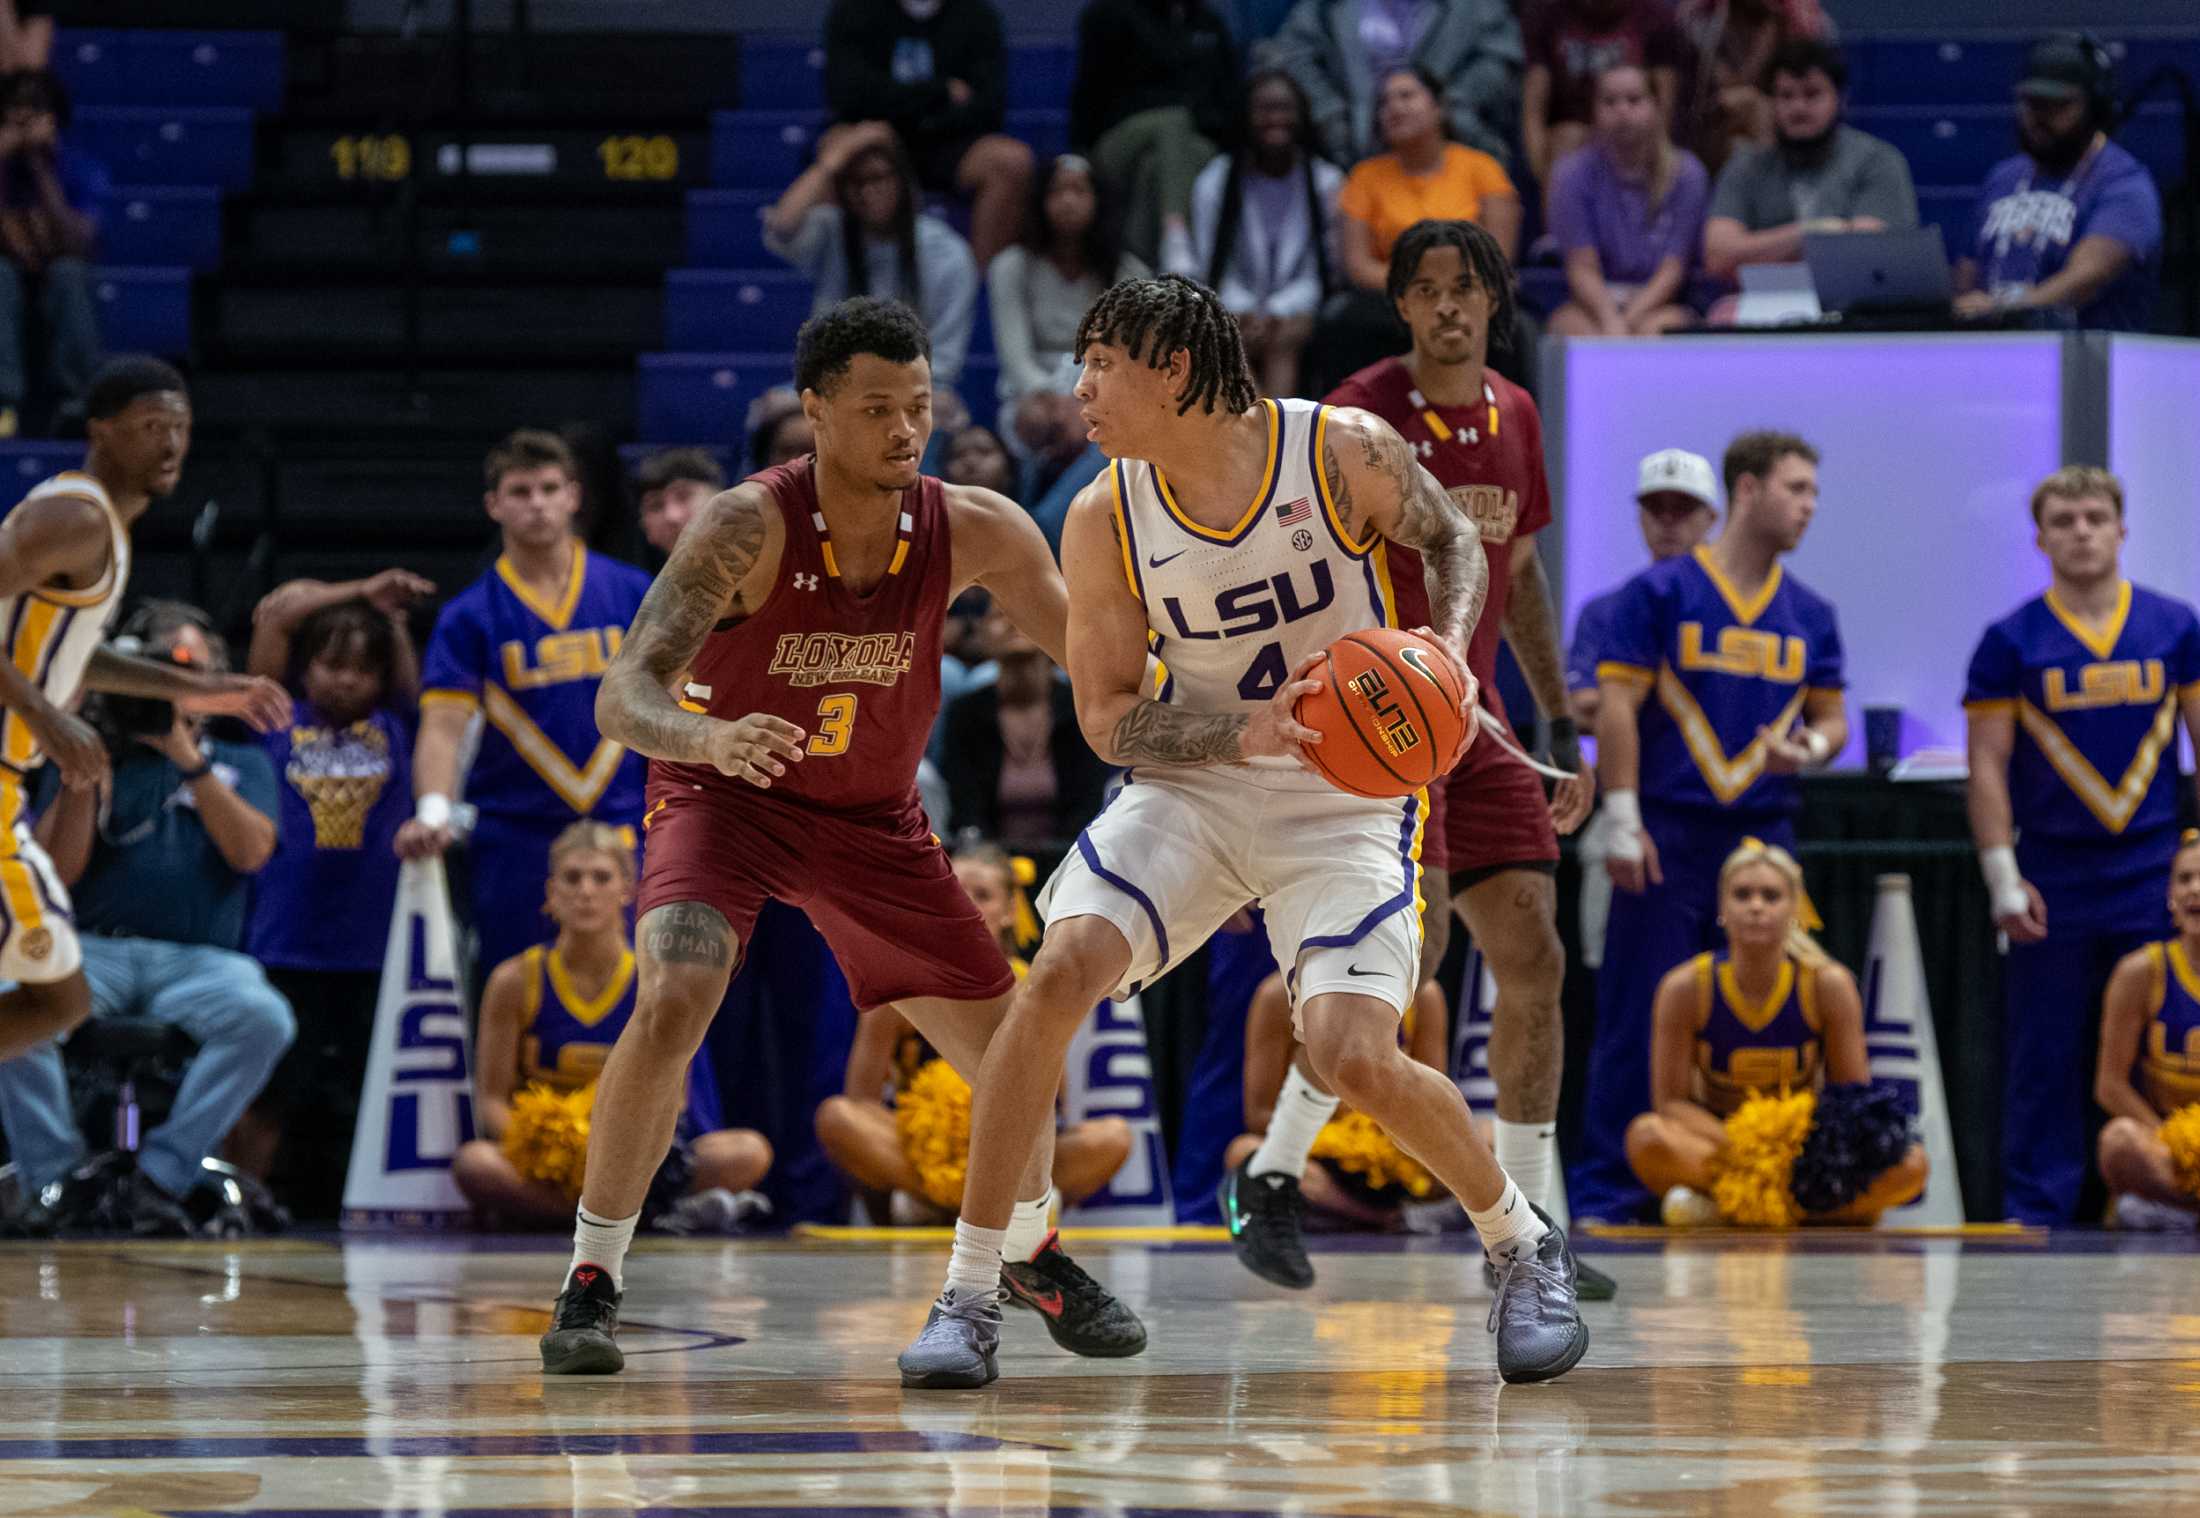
[1295,628,1469,798]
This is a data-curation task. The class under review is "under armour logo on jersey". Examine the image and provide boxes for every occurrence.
[793,572,820,591]
[1412,439,1435,460]
[1457,427,1479,446]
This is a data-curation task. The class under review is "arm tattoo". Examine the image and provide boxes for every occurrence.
[1332,422,1489,646]
[595,491,768,762]
[1502,551,1569,717]
[1110,699,1247,768]
[639,901,733,969]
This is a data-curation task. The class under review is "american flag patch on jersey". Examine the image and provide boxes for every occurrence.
[1275,497,1311,526]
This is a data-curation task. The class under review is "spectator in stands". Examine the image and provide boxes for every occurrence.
[1263,0,1521,169]
[988,154,1148,436]
[746,391,813,474]
[244,571,430,1220]
[1700,41,1915,315]
[453,822,773,1229]
[764,124,978,390]
[401,430,652,984]
[1954,35,2162,333]
[943,423,1014,498]
[1224,967,1452,1230]
[821,0,1032,266]
[0,1,50,72]
[1314,67,1519,393]
[943,609,1111,850]
[1674,0,1834,175]
[814,839,1132,1223]
[1015,397,1105,554]
[1547,63,1709,337]
[1187,70,1343,398]
[1521,0,1685,197]
[0,68,107,437]
[0,604,294,1235]
[632,449,726,565]
[1070,0,1241,271]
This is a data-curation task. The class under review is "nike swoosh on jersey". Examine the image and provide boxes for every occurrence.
[1148,548,1189,568]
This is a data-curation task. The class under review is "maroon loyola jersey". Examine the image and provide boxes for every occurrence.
[1324,359,1552,719]
[658,457,951,817]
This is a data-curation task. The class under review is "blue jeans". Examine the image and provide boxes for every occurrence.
[0,938,296,1197]
[0,255,101,408]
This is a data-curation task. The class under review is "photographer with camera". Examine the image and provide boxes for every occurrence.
[0,603,295,1235]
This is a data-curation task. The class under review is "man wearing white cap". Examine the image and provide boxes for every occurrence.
[1566,448,1721,729]
[1566,448,1721,978]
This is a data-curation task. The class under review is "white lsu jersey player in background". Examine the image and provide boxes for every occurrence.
[899,275,1590,1392]
[0,357,288,1059]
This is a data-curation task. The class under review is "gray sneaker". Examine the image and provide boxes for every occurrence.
[898,1287,1003,1390]
[1487,1204,1589,1385]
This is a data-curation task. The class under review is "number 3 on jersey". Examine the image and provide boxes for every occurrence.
[809,694,856,756]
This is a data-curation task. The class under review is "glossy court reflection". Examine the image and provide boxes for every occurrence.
[0,1232,2195,1516]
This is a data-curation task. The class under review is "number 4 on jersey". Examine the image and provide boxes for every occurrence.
[1237,642,1287,702]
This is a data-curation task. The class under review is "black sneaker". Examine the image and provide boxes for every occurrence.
[1217,1159,1314,1289]
[540,1264,625,1375]
[1483,1247,1618,1301]
[123,1170,194,1238]
[1002,1231,1147,1357]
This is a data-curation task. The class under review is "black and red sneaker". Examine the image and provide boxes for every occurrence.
[540,1264,624,1375]
[1001,1231,1147,1358]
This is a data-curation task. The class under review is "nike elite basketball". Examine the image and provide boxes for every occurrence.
[1295,628,1469,798]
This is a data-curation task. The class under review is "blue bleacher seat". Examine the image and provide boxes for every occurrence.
[0,441,89,499]
[118,31,285,111]
[103,186,222,272]
[1005,45,1077,113]
[713,111,823,190]
[1006,109,1070,162]
[1917,186,1975,259]
[53,29,123,106]
[1850,102,2188,197]
[686,190,776,267]
[92,267,191,356]
[76,107,255,191]
[1846,38,2032,107]
[617,441,744,478]
[665,269,813,351]
[637,352,790,444]
[739,38,827,112]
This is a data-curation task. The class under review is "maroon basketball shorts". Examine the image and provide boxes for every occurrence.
[636,779,1014,1009]
[1437,724,1561,886]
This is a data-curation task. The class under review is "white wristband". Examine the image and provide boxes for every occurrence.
[1979,844,2029,919]
[1801,728,1831,767]
[1603,789,1644,861]
[416,792,453,831]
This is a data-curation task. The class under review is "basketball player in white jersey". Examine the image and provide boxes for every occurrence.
[0,357,289,1060]
[900,276,1588,1389]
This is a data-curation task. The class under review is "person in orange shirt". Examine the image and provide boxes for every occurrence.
[1314,66,1524,395]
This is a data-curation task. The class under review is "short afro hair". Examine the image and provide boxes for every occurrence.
[794,297,931,395]
[87,356,188,420]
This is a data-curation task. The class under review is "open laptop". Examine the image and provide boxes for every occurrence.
[1803,227,1953,319]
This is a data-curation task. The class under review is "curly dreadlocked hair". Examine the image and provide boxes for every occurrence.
[1072,273,1259,418]
[1386,219,1518,363]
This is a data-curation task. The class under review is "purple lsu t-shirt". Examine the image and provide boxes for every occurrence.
[1547,143,1709,287]
[1969,139,2161,331]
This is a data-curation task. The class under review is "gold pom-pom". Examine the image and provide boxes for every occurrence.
[2158,1103,2200,1197]
[1308,1107,1436,1200]
[1711,1089,1816,1226]
[896,1058,973,1211]
[502,1081,595,1199]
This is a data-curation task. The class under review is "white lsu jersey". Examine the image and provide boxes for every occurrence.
[1107,396,1396,790]
[0,470,131,777]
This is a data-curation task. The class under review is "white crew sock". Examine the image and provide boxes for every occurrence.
[1002,1188,1057,1264]
[945,1218,1007,1299]
[1249,1065,1340,1178]
[1466,1176,1548,1260]
[1494,1118,1557,1213]
[569,1206,640,1290]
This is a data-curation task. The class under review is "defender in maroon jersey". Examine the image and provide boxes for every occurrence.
[535,299,1146,1376]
